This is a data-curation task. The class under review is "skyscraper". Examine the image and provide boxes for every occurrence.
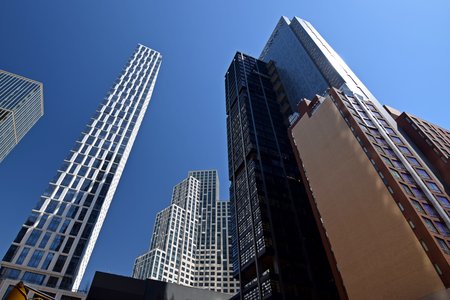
[188,170,238,294]
[0,70,43,163]
[133,175,200,286]
[260,16,377,110]
[133,170,239,295]
[225,52,337,299]
[290,88,450,299]
[0,44,162,299]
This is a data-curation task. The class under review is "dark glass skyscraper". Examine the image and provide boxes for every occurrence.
[225,52,337,300]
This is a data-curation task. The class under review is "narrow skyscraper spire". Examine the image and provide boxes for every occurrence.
[0,44,162,299]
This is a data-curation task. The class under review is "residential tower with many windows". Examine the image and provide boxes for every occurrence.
[0,44,162,299]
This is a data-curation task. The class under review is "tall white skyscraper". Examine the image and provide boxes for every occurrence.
[0,44,162,299]
[133,176,200,286]
[133,170,239,295]
[0,70,44,163]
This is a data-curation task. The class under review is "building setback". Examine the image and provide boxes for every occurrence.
[133,170,239,295]
[0,70,43,163]
[189,170,239,294]
[0,44,162,299]
[225,52,337,300]
[133,175,200,286]
[290,87,450,299]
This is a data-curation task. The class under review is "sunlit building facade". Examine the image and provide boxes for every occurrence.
[133,175,200,286]
[133,170,239,295]
[290,88,450,299]
[0,44,162,299]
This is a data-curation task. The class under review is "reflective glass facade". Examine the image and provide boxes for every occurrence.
[260,17,376,111]
[0,70,43,163]
[0,44,161,297]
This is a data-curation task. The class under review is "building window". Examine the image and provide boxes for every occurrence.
[22,272,46,285]
[2,245,19,263]
[27,250,44,268]
[436,196,450,208]
[0,267,21,280]
[426,181,441,193]
[53,255,68,272]
[436,238,450,255]
[406,156,421,166]
[41,253,54,270]
[16,247,30,265]
[25,229,42,247]
[416,168,431,179]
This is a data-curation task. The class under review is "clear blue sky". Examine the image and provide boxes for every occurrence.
[1,0,449,290]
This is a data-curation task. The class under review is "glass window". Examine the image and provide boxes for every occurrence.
[22,272,45,285]
[436,238,450,254]
[423,203,439,218]
[407,156,421,166]
[385,127,395,134]
[384,148,396,157]
[56,203,67,216]
[16,247,30,264]
[391,136,402,144]
[45,200,59,213]
[62,237,75,254]
[398,146,411,155]
[24,211,39,226]
[13,227,28,243]
[435,221,450,236]
[411,187,426,200]
[50,235,65,251]
[0,267,21,280]
[410,200,425,214]
[390,169,401,180]
[2,245,19,263]
[41,253,54,270]
[25,229,42,247]
[38,232,52,249]
[423,218,438,233]
[437,196,450,208]
[36,214,48,229]
[47,217,62,232]
[27,250,44,268]
[59,219,71,233]
[392,159,404,169]
[400,184,413,196]
[401,173,415,184]
[53,255,67,272]
[416,168,431,179]
[426,181,441,193]
[70,222,82,236]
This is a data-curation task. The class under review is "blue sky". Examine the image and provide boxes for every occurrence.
[0,0,449,290]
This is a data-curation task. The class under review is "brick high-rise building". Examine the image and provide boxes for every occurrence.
[290,87,450,299]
